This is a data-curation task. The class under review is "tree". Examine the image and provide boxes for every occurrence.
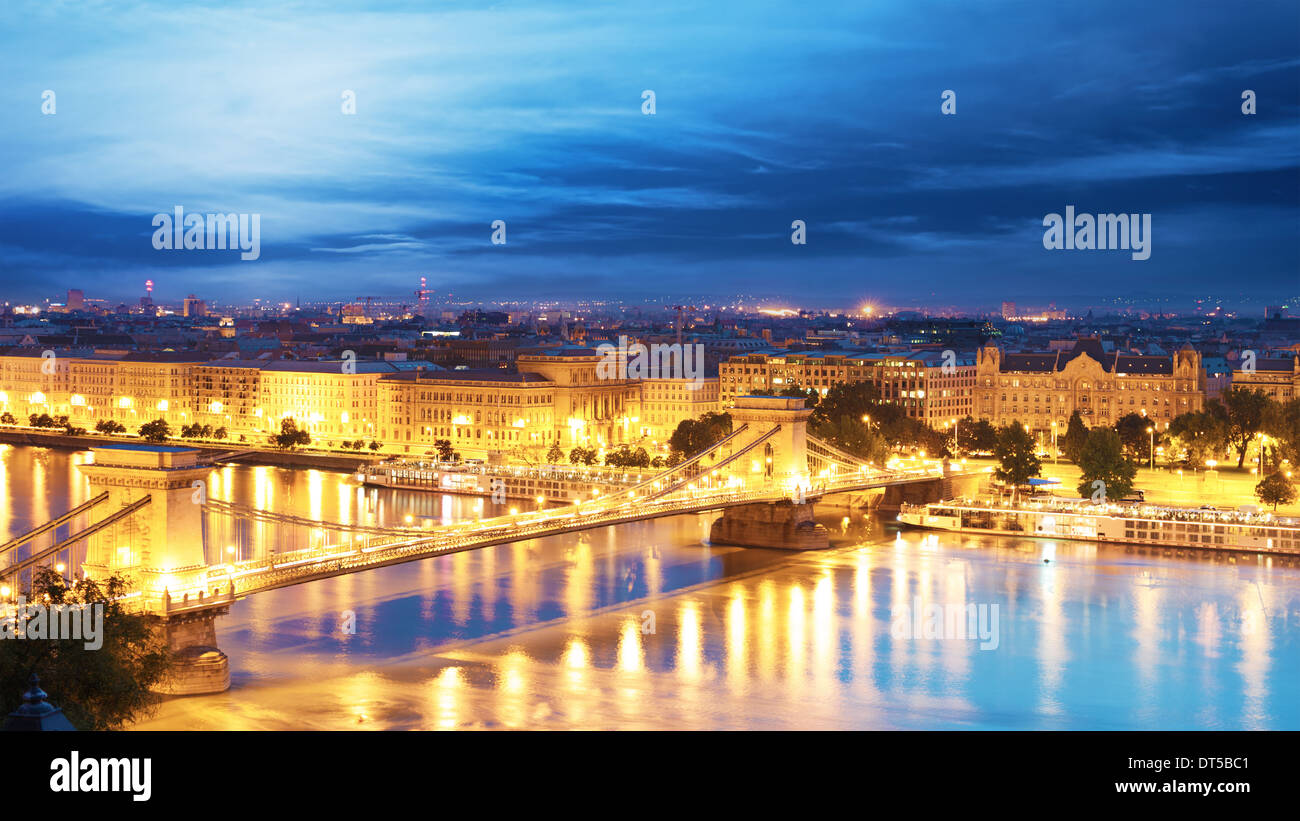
[809,381,879,428]
[1210,387,1270,468]
[1061,410,1089,463]
[1075,428,1137,502]
[777,385,820,410]
[0,568,172,730]
[1263,398,1300,470]
[137,418,171,442]
[1167,410,1228,467]
[274,417,311,450]
[993,421,1041,489]
[668,412,732,458]
[1255,472,1296,511]
[0,412,13,425]
[95,419,126,434]
[367,440,380,451]
[546,441,565,464]
[1114,412,1156,461]
[957,416,998,455]
[569,446,584,465]
[213,427,227,440]
[809,415,889,465]
[433,439,455,461]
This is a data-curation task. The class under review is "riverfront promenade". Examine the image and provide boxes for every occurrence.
[963,457,1300,517]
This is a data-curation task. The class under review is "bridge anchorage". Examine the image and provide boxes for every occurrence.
[1,396,979,696]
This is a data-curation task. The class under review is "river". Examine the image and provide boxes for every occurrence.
[2,445,1296,730]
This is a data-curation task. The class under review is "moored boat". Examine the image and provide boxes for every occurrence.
[898,497,1300,556]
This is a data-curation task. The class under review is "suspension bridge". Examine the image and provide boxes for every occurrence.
[0,396,982,694]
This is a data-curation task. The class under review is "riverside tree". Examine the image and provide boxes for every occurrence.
[137,418,171,442]
[1210,387,1270,468]
[1255,472,1297,511]
[0,568,172,730]
[273,417,311,450]
[956,416,998,455]
[993,421,1041,492]
[668,412,732,459]
[1167,410,1228,467]
[546,441,565,464]
[1076,428,1137,501]
[1061,410,1089,463]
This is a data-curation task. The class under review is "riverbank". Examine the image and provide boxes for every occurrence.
[961,456,1300,516]
[0,427,381,471]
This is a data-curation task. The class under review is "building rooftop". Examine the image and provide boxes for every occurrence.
[382,368,552,384]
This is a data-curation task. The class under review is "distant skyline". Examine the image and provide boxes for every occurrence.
[1,0,1297,307]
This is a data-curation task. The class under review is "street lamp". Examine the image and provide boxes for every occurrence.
[1146,426,1154,470]
[1051,421,1058,464]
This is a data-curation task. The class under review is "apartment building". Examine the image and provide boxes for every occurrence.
[1230,353,1299,401]
[638,377,721,445]
[717,350,977,426]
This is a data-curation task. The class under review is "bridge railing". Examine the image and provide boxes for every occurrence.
[362,460,655,487]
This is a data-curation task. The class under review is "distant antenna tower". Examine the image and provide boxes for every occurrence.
[414,276,433,311]
[145,279,154,294]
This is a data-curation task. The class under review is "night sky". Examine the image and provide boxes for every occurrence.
[1,0,1297,310]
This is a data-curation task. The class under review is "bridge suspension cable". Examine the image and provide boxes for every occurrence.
[1,495,152,583]
[640,425,785,502]
[202,498,422,538]
[612,423,751,499]
[0,492,110,557]
[804,435,871,469]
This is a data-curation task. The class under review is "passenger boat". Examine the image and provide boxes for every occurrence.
[897,497,1300,556]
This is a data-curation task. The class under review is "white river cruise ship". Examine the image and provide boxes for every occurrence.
[898,497,1300,556]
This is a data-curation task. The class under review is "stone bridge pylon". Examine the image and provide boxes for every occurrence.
[78,445,231,695]
[709,396,829,549]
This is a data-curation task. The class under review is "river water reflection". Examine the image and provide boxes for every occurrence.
[2,446,1296,730]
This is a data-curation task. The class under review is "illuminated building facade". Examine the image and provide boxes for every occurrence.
[24,352,203,430]
[638,377,720,444]
[258,360,404,444]
[0,346,720,461]
[1230,354,1299,401]
[378,369,557,458]
[379,348,643,459]
[974,338,1204,434]
[718,351,976,426]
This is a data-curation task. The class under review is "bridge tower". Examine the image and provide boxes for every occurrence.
[78,445,231,695]
[724,395,812,488]
[710,395,828,549]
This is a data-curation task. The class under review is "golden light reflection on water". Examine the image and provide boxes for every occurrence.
[1238,581,1270,729]
[676,600,702,682]
[617,617,643,673]
[726,591,746,693]
[433,666,462,730]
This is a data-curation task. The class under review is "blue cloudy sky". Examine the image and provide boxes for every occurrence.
[1,0,1297,311]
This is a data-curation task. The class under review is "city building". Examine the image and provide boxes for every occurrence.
[718,350,977,426]
[377,347,643,459]
[1230,352,1299,401]
[974,338,1204,436]
[638,376,720,444]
